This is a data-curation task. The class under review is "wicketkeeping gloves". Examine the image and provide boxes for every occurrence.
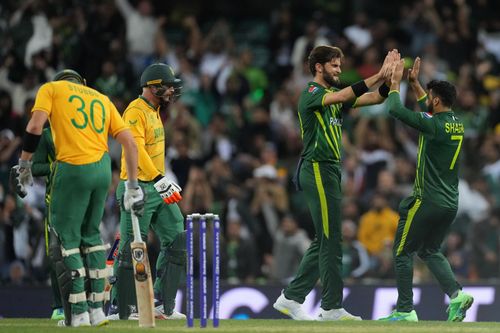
[10,159,33,198]
[124,181,146,216]
[153,177,182,204]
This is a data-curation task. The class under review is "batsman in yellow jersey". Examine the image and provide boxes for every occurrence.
[9,69,145,327]
[112,63,186,320]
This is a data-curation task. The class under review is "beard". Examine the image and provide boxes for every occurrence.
[427,103,434,114]
[323,71,340,87]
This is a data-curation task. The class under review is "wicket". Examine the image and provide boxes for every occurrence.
[186,213,220,328]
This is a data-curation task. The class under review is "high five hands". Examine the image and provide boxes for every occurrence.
[380,49,401,82]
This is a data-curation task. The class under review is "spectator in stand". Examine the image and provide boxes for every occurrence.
[358,192,399,258]
[471,211,500,280]
[225,215,258,284]
[269,214,311,283]
[341,220,370,280]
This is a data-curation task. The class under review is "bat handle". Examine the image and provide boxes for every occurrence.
[131,210,142,243]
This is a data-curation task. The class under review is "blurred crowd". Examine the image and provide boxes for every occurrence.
[0,0,499,287]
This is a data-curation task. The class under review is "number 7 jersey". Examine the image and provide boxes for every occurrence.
[387,91,464,209]
[32,81,128,165]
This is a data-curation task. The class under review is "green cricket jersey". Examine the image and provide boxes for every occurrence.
[387,91,464,209]
[298,82,352,163]
[32,127,55,205]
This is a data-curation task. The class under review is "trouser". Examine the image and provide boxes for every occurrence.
[285,160,343,310]
[45,218,62,310]
[393,196,461,312]
[50,154,111,314]
[114,180,184,318]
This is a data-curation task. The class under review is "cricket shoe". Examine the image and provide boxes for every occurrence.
[57,311,91,327]
[378,310,418,322]
[273,293,313,320]
[50,307,65,320]
[317,308,362,321]
[154,301,186,320]
[89,307,110,326]
[447,290,474,322]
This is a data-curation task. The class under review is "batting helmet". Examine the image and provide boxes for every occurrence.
[53,69,86,85]
[140,63,182,99]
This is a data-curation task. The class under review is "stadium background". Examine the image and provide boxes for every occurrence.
[0,0,499,320]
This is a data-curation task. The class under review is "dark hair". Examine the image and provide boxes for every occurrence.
[426,80,457,108]
[308,46,344,76]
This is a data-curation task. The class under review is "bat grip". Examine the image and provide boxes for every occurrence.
[131,211,143,243]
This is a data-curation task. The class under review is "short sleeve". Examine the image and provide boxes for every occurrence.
[32,83,54,116]
[122,107,146,143]
[304,85,328,111]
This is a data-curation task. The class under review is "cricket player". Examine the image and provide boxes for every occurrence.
[10,69,144,327]
[273,46,398,320]
[112,63,186,320]
[31,127,64,320]
[378,58,473,322]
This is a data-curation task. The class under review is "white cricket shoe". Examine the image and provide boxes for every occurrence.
[57,311,91,327]
[317,308,362,321]
[273,293,313,320]
[89,307,110,326]
[154,303,186,320]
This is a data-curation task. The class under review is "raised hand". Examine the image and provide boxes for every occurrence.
[380,49,401,81]
[408,57,421,84]
[391,59,405,85]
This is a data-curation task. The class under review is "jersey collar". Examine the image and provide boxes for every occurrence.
[139,95,160,112]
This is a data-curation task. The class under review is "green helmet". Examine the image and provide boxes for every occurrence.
[140,63,182,99]
[53,69,86,85]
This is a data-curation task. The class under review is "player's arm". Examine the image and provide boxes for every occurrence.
[323,49,399,107]
[122,108,161,179]
[388,60,435,135]
[31,128,51,177]
[408,57,429,113]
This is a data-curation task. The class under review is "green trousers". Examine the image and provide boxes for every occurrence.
[114,180,184,317]
[50,154,111,314]
[393,196,461,312]
[285,160,343,310]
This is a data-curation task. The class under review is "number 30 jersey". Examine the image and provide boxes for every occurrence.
[387,91,464,209]
[32,81,127,165]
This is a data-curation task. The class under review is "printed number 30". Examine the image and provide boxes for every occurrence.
[69,95,105,133]
[449,135,463,170]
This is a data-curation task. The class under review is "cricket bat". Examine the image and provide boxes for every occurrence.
[130,211,155,328]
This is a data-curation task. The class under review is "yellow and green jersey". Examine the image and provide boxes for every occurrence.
[32,81,128,165]
[120,96,165,181]
[387,92,464,208]
[298,82,350,163]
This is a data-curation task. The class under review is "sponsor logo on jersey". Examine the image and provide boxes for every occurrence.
[308,85,319,94]
[129,119,138,125]
[330,117,343,126]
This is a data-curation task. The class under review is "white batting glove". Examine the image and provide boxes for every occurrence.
[10,159,33,198]
[153,177,182,204]
[124,180,145,216]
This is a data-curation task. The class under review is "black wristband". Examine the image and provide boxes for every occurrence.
[153,174,163,183]
[22,131,41,153]
[351,80,369,97]
[378,83,390,98]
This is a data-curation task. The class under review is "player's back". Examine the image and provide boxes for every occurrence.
[418,111,464,209]
[33,81,126,165]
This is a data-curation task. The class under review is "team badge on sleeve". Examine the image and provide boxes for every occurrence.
[308,85,319,94]
[422,112,433,119]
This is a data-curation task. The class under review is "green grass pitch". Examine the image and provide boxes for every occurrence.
[1,319,499,333]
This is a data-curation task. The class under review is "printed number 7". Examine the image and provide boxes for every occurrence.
[449,135,463,170]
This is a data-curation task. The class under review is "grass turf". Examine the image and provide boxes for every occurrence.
[1,319,499,333]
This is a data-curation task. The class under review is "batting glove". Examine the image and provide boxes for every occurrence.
[10,159,33,198]
[124,180,145,216]
[153,177,182,204]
